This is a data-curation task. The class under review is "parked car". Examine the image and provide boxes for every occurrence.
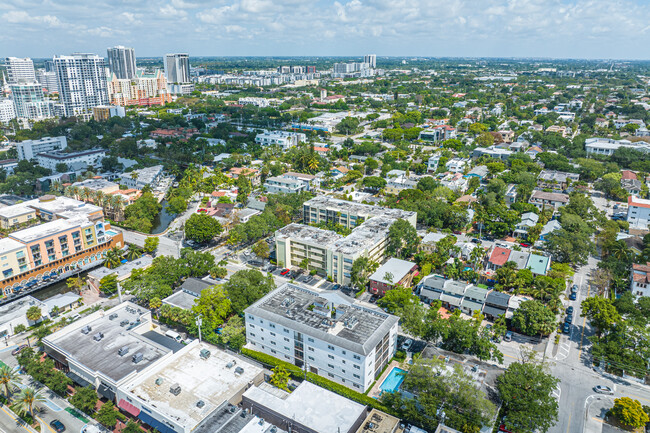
[594,385,614,395]
[569,292,577,301]
[11,344,28,356]
[565,314,573,324]
[332,284,341,290]
[280,269,290,276]
[562,323,571,334]
[566,306,574,315]
[504,331,513,342]
[571,284,578,293]
[471,238,481,244]
[402,339,413,351]
[50,420,66,433]
[520,242,531,247]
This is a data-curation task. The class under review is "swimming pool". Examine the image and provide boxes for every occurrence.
[105,230,118,237]
[379,367,407,394]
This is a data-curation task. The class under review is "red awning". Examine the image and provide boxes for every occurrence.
[118,399,141,417]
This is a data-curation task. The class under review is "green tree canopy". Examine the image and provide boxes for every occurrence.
[223,270,276,314]
[185,213,223,243]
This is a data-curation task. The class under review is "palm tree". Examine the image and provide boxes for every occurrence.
[25,306,41,322]
[13,387,44,419]
[0,365,20,401]
[104,246,123,269]
[126,246,141,261]
[51,180,63,194]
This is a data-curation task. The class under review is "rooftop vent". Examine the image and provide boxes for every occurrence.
[226,360,236,369]
[234,366,244,375]
[119,320,129,327]
[155,378,163,386]
[344,316,359,330]
[229,405,236,413]
[81,326,92,334]
[196,400,205,408]
[132,353,143,364]
[118,346,129,356]
[200,349,211,360]
[169,383,181,396]
[93,332,104,342]
[108,314,118,320]
[281,296,295,307]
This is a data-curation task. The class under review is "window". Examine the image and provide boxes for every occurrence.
[250,324,255,329]
[342,350,346,355]
[250,333,256,337]
[328,345,335,350]
[354,384,360,389]
[284,347,290,351]
[328,373,334,378]
[271,341,276,345]
[354,364,360,369]
[270,332,276,337]
[328,354,334,359]
[353,374,360,379]
[308,347,314,352]
[283,328,289,333]
[353,354,361,360]
[308,356,315,361]
[342,369,346,373]
[269,323,276,328]
[271,349,276,354]
[284,337,290,342]
[328,364,334,369]
[307,337,314,343]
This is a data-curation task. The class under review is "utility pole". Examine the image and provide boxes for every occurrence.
[196,314,203,343]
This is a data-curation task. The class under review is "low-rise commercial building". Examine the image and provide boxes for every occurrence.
[255,131,307,150]
[119,165,164,190]
[244,283,399,391]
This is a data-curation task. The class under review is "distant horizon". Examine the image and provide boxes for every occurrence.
[3,0,650,61]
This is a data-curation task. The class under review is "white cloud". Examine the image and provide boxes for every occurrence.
[2,10,63,27]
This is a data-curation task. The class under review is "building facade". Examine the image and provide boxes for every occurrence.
[107,70,171,107]
[164,53,190,84]
[107,46,137,80]
[16,136,68,160]
[255,131,306,150]
[245,284,399,392]
[10,82,55,120]
[5,57,36,83]
[0,99,16,123]
[35,149,106,172]
[54,53,109,119]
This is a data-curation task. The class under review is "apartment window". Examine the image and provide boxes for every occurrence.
[307,337,314,343]
[2,269,12,278]
[284,337,289,342]
[353,384,360,389]
[283,328,289,333]
[328,373,334,378]
[308,356,315,361]
[248,315,254,320]
[328,364,334,369]
[249,333,256,337]
[328,345,335,350]
[270,332,276,337]
[354,374,360,379]
[269,323,276,328]
[328,354,334,359]
[354,365,360,370]
[308,347,314,352]
[353,354,361,360]
[342,350,346,355]
[271,349,276,354]
[342,369,346,373]
[250,324,255,329]
[271,341,276,345]
[284,347,290,351]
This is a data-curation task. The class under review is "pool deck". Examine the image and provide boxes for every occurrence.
[368,360,406,399]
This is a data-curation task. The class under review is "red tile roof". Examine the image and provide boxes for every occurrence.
[489,247,511,267]
[622,170,638,180]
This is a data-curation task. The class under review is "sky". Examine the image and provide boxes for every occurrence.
[1,0,650,60]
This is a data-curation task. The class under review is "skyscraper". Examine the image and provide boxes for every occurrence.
[164,53,190,84]
[364,54,376,69]
[53,53,109,119]
[36,70,59,93]
[5,57,36,83]
[107,46,137,79]
[10,82,54,120]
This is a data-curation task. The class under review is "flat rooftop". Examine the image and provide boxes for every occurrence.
[21,196,102,217]
[0,204,35,219]
[88,256,153,281]
[0,237,27,255]
[331,215,394,255]
[10,216,92,243]
[0,296,43,328]
[124,343,263,431]
[163,291,198,310]
[72,178,119,191]
[44,302,170,383]
[246,284,398,355]
[369,258,416,285]
[122,165,163,185]
[275,223,343,246]
[243,381,366,433]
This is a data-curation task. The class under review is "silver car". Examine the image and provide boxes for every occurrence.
[594,385,614,395]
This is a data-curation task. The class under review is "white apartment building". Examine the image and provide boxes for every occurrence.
[164,53,190,84]
[275,224,342,273]
[631,262,650,298]
[255,130,307,150]
[445,158,467,173]
[36,70,58,93]
[54,54,109,119]
[0,99,16,123]
[428,154,441,172]
[36,149,106,172]
[238,97,270,107]
[264,176,309,195]
[627,196,650,228]
[10,82,55,120]
[244,284,399,391]
[585,137,650,156]
[119,165,164,190]
[17,136,67,160]
[5,57,35,83]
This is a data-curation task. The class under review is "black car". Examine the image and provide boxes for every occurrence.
[569,292,577,301]
[50,420,66,433]
[565,314,573,324]
[566,306,574,315]
[471,238,481,244]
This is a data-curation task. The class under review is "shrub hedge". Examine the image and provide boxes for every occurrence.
[241,348,394,414]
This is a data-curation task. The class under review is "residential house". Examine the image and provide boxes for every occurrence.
[482,291,511,321]
[537,170,579,190]
[461,286,489,315]
[420,232,449,253]
[368,258,418,296]
[439,172,468,193]
[539,220,561,241]
[228,167,261,185]
[471,146,512,161]
[526,253,551,276]
[631,262,650,297]
[529,190,569,210]
[505,184,518,207]
[621,170,642,195]
[428,154,441,173]
[439,280,467,311]
[419,274,445,304]
[514,212,539,238]
[445,158,467,173]
[465,165,489,182]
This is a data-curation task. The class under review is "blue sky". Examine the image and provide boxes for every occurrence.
[1,0,649,59]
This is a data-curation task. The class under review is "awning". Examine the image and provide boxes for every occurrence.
[66,371,92,388]
[482,305,507,318]
[138,410,176,433]
[118,399,140,417]
[98,384,115,401]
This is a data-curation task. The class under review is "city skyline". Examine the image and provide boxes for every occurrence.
[1,0,650,60]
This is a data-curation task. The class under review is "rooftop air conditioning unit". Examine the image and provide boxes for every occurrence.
[93,332,104,341]
[234,367,244,375]
[132,353,143,364]
[200,349,211,360]
[196,400,205,408]
[81,326,92,334]
[169,383,181,396]
[118,346,129,356]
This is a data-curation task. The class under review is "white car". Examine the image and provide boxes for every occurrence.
[402,339,413,351]
[594,385,614,395]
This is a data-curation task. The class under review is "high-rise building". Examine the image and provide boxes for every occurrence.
[10,82,54,120]
[164,53,190,84]
[36,70,59,93]
[53,53,109,119]
[364,54,376,69]
[107,70,171,106]
[5,57,36,83]
[0,99,16,123]
[107,46,137,80]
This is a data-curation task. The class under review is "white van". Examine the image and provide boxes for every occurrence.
[165,330,182,342]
